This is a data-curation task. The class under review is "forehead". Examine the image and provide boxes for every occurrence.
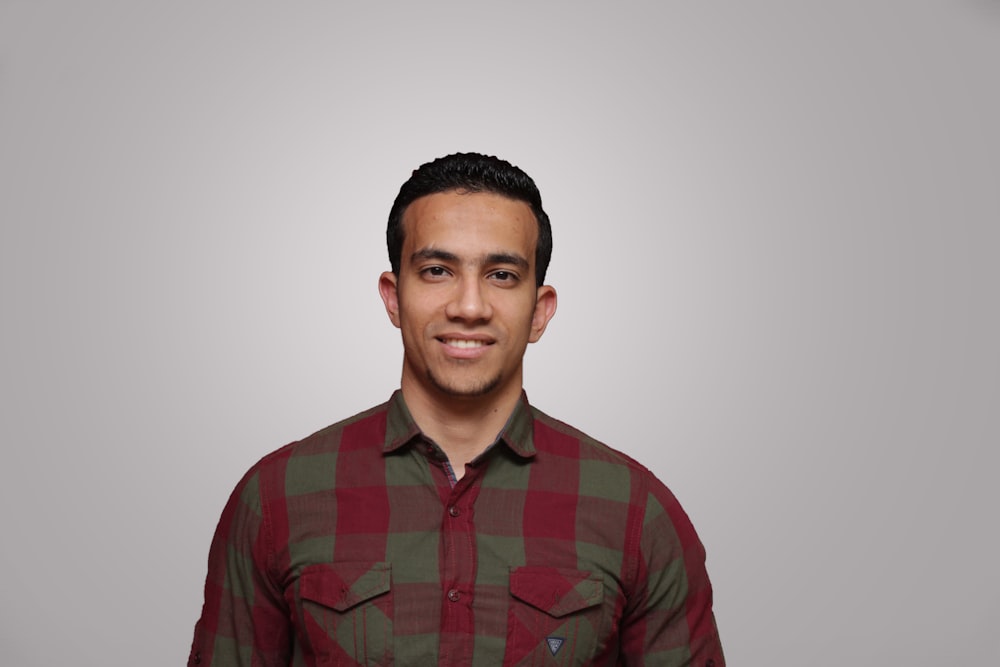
[401,191,538,257]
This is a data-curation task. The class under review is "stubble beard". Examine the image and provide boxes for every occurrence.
[426,368,503,398]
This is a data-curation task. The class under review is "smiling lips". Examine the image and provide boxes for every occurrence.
[442,338,489,349]
[437,337,495,357]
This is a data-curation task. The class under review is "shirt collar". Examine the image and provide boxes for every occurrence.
[383,390,537,459]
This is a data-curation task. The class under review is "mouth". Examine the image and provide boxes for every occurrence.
[435,335,496,358]
[439,338,490,349]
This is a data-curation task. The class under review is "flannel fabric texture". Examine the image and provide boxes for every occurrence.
[190,392,725,666]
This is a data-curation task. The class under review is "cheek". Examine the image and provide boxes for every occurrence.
[507,302,541,336]
[397,301,436,339]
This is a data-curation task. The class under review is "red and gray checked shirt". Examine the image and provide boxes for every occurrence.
[190,391,725,666]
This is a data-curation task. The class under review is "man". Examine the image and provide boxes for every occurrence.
[189,153,725,666]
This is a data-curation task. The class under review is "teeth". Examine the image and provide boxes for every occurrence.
[444,339,486,349]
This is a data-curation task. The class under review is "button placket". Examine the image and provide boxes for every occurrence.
[438,463,481,653]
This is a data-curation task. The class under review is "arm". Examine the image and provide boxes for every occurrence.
[619,481,725,666]
[189,469,291,666]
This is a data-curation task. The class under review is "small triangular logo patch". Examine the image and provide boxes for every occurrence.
[546,636,565,656]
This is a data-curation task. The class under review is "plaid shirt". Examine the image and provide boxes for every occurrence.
[190,392,724,666]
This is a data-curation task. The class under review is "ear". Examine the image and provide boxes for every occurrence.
[528,285,557,343]
[378,271,401,328]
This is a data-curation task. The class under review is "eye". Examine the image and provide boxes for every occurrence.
[421,266,451,280]
[489,270,518,284]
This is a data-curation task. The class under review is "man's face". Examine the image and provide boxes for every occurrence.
[379,190,557,404]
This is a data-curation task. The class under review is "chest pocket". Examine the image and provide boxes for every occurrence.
[505,566,605,666]
[296,562,392,666]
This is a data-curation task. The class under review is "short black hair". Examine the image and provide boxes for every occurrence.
[387,152,553,287]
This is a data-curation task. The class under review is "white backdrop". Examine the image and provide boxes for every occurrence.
[1,2,997,665]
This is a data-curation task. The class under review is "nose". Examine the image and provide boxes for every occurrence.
[445,276,493,323]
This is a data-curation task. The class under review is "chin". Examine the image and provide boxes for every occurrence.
[427,371,503,398]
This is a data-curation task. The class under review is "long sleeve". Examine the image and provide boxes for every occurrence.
[189,468,291,666]
[618,481,725,666]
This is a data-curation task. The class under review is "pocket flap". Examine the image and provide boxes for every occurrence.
[299,562,391,612]
[509,567,602,618]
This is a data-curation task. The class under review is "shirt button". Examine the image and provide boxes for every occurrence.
[192,653,201,665]
[447,588,461,602]
[448,505,460,517]
[706,660,715,667]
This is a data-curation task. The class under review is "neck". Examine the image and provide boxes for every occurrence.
[400,379,522,474]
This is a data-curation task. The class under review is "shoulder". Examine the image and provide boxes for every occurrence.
[529,406,696,535]
[237,399,392,492]
[529,406,660,478]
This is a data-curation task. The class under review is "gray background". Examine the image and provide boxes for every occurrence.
[1,1,997,664]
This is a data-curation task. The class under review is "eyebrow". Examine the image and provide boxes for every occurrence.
[411,248,460,264]
[485,252,530,270]
[411,248,530,270]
